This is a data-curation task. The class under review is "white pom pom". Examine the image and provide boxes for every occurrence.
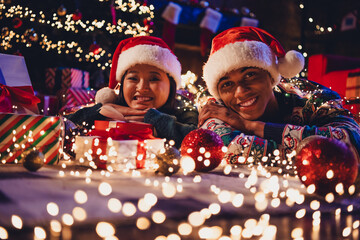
[278,50,305,78]
[95,87,117,104]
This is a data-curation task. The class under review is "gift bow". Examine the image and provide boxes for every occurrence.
[0,84,40,105]
[88,127,155,140]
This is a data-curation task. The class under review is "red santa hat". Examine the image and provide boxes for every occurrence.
[203,26,305,99]
[95,36,182,104]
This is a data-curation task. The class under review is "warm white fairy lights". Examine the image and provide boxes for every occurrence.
[0,1,154,69]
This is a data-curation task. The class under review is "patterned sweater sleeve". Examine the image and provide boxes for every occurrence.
[264,88,360,158]
[144,108,198,149]
[201,118,278,164]
[201,88,360,164]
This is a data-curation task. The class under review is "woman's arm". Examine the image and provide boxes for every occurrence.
[144,108,198,148]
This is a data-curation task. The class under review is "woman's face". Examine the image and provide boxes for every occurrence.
[123,64,170,110]
[217,67,275,120]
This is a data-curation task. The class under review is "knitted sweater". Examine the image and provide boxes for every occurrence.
[65,94,198,148]
[201,78,360,164]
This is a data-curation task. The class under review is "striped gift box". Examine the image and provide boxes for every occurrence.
[0,113,63,165]
[58,88,96,113]
[45,68,90,94]
[345,71,360,99]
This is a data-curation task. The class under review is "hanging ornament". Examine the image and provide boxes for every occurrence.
[143,18,154,30]
[295,136,358,196]
[189,0,199,5]
[89,42,101,55]
[22,149,45,172]
[200,1,209,8]
[14,49,22,56]
[72,9,83,21]
[57,4,67,16]
[181,129,225,172]
[155,146,181,176]
[24,28,38,42]
[241,7,250,16]
[12,17,23,29]
[1,27,10,37]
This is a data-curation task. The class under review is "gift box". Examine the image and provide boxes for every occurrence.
[73,121,165,170]
[0,53,40,114]
[58,87,96,114]
[343,100,360,123]
[35,92,60,116]
[345,71,360,99]
[0,113,63,165]
[45,67,90,95]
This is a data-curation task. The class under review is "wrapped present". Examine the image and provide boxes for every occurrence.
[0,113,63,165]
[0,53,40,114]
[345,71,360,99]
[35,92,60,116]
[73,121,165,170]
[58,87,96,114]
[343,100,360,123]
[45,67,90,94]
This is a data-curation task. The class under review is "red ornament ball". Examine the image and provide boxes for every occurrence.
[72,10,83,21]
[181,129,225,172]
[12,17,23,29]
[295,136,358,196]
[89,43,101,55]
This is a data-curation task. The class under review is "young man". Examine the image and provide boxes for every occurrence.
[199,26,360,164]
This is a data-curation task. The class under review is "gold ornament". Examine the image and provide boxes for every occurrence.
[57,4,67,16]
[155,146,181,176]
[22,149,45,172]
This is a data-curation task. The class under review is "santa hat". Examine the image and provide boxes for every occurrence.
[203,26,305,99]
[95,36,182,104]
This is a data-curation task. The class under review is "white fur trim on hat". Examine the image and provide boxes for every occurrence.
[116,44,182,88]
[200,8,222,33]
[162,2,182,25]
[203,41,280,99]
[95,87,117,104]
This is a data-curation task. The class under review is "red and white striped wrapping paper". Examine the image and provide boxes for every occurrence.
[45,68,90,94]
[59,88,96,113]
[0,113,63,165]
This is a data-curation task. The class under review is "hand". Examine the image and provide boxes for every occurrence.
[198,102,246,130]
[99,104,148,122]
[199,102,265,137]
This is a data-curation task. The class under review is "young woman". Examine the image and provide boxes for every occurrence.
[66,36,198,148]
[199,26,360,164]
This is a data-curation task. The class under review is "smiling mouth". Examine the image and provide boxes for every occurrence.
[134,96,153,101]
[238,96,257,107]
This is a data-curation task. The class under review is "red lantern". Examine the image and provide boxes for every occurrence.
[295,136,358,196]
[181,129,225,172]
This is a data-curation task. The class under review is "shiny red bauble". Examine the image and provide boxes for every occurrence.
[72,10,83,21]
[181,129,225,172]
[295,136,358,195]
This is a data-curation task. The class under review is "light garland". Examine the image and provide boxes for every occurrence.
[0,1,155,70]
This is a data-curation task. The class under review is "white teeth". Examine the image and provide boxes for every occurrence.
[239,97,256,107]
[135,96,152,101]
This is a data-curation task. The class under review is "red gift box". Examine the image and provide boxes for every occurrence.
[58,87,96,114]
[0,53,40,114]
[74,121,164,170]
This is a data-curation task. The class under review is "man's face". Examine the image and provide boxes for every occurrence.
[217,67,275,120]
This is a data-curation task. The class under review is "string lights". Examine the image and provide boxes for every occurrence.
[0,1,155,70]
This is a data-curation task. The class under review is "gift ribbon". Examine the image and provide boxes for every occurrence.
[88,127,155,140]
[0,84,40,105]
